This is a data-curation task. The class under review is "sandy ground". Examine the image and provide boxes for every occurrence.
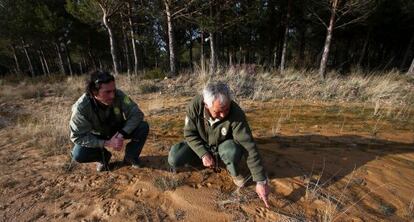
[1,92,414,222]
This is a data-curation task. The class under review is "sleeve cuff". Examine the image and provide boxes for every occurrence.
[256,178,268,185]
[252,173,267,182]
[196,149,209,159]
[98,139,106,148]
[118,129,129,137]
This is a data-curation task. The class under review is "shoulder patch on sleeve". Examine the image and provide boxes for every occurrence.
[113,107,121,115]
[123,96,131,105]
[185,116,189,126]
[221,127,227,136]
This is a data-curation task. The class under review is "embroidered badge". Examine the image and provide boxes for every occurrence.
[221,127,227,136]
[123,96,131,105]
[113,107,121,115]
[185,116,189,126]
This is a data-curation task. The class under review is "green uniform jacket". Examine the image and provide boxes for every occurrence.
[184,95,266,181]
[69,89,144,148]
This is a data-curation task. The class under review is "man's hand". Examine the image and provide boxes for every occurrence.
[256,182,270,208]
[104,132,124,151]
[201,153,215,168]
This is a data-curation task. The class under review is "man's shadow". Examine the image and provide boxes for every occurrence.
[110,155,170,171]
[256,134,414,203]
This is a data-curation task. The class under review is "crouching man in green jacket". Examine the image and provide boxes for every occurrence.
[168,82,270,207]
[69,71,149,172]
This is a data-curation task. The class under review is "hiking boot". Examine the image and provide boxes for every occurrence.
[96,152,111,172]
[124,157,141,168]
[96,162,109,172]
[231,175,246,188]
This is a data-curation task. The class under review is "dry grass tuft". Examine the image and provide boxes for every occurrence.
[153,175,183,191]
[15,103,71,157]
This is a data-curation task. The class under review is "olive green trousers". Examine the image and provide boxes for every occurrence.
[168,140,243,176]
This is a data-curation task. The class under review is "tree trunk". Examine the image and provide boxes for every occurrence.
[229,49,234,66]
[209,32,217,74]
[121,14,131,75]
[297,27,306,68]
[64,43,73,76]
[189,38,193,70]
[408,57,414,75]
[318,0,338,79]
[200,31,205,71]
[401,33,414,70]
[209,2,217,74]
[100,4,119,75]
[38,49,46,75]
[40,48,50,75]
[358,30,370,68]
[11,44,21,74]
[88,48,97,70]
[21,39,35,77]
[99,59,103,70]
[164,0,177,75]
[128,1,138,75]
[55,42,65,74]
[82,55,88,73]
[280,0,292,73]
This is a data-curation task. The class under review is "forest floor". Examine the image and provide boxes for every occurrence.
[1,74,414,221]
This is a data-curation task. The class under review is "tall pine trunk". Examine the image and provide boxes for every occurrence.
[401,33,414,69]
[55,42,65,74]
[319,0,338,79]
[121,14,131,75]
[280,0,292,73]
[128,1,138,75]
[38,49,46,75]
[64,43,73,76]
[408,57,414,75]
[164,0,177,75]
[100,4,119,75]
[358,30,370,68]
[209,2,217,74]
[200,31,205,71]
[40,47,50,75]
[209,32,217,74]
[189,38,193,70]
[22,39,34,77]
[88,48,97,70]
[11,44,21,74]
[297,27,306,68]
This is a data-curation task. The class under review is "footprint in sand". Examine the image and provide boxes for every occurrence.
[255,207,278,221]
[59,201,72,209]
[102,199,121,216]
[134,188,147,197]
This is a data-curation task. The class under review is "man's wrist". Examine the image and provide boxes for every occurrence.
[118,129,128,137]
[257,178,268,185]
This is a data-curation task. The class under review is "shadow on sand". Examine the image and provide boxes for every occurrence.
[257,134,414,203]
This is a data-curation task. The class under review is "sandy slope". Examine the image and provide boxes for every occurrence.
[1,94,414,221]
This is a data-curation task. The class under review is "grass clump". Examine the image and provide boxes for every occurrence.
[143,68,166,80]
[153,175,183,191]
[137,82,160,94]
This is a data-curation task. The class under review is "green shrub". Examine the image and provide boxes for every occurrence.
[143,68,166,80]
[138,82,160,94]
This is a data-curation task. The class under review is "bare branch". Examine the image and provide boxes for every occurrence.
[309,9,328,28]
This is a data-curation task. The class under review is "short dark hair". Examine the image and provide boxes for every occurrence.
[85,70,115,96]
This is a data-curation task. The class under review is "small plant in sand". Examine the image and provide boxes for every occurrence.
[174,209,186,221]
[96,177,120,199]
[404,197,414,219]
[153,175,183,191]
[378,202,396,216]
[138,81,160,94]
[1,178,18,189]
